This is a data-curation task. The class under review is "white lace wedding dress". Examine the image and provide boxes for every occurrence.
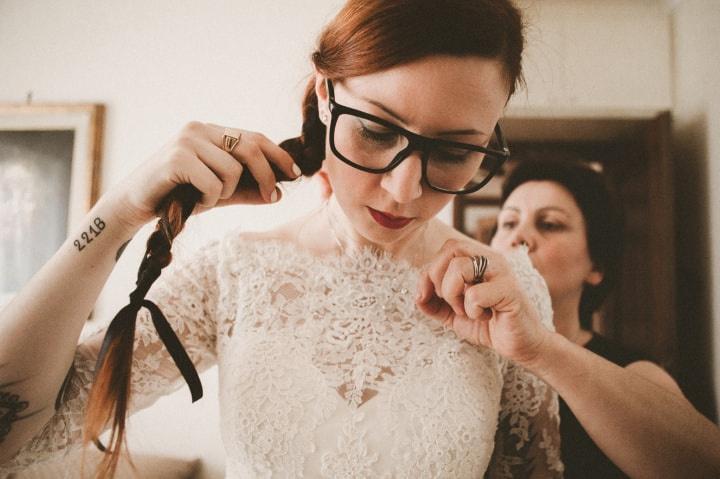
[3,232,563,478]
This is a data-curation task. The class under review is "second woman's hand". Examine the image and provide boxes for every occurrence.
[108,122,302,234]
[415,238,551,366]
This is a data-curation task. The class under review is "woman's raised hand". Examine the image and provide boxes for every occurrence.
[416,239,551,366]
[108,122,301,232]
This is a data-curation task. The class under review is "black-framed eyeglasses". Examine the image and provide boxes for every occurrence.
[325,79,510,195]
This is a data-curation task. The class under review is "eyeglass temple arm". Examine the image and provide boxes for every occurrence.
[494,123,510,156]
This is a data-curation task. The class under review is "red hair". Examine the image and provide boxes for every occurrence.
[298,0,525,171]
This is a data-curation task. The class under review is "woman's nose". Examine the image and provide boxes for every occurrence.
[379,153,423,203]
[510,226,534,251]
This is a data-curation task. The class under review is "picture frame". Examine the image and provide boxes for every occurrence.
[0,103,104,306]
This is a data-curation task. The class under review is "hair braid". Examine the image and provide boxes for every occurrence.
[82,142,312,477]
[82,184,199,478]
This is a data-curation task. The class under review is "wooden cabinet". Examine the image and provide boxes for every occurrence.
[453,110,677,372]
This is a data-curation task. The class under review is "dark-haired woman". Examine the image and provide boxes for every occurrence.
[489,159,720,478]
[1,1,564,477]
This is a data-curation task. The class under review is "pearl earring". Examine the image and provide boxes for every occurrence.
[320,111,329,124]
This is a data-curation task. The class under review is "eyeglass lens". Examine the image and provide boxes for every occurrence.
[333,112,503,192]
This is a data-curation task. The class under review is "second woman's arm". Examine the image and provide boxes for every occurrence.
[524,332,720,479]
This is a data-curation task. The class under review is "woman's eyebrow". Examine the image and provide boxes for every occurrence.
[362,96,489,137]
[500,206,521,213]
[537,206,571,217]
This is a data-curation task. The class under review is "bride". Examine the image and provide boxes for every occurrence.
[1,0,563,477]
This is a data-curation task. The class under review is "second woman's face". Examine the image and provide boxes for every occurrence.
[315,55,509,247]
[490,181,602,307]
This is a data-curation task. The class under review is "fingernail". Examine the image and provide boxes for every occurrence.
[270,187,279,203]
[292,164,302,178]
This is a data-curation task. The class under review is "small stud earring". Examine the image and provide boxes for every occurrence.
[320,111,329,124]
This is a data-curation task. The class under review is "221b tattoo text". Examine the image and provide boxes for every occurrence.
[74,217,106,252]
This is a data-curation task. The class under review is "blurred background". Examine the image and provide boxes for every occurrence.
[1,1,718,477]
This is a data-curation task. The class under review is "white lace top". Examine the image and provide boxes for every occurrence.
[3,233,563,478]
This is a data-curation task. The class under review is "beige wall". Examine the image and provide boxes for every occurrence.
[514,0,672,110]
[3,0,710,477]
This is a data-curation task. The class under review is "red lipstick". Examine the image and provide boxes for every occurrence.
[368,207,413,229]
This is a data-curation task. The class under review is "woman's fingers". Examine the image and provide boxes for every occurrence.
[214,188,276,206]
[188,137,243,200]
[250,131,302,180]
[440,256,484,316]
[424,239,499,315]
[418,238,549,360]
[169,150,227,208]
[204,124,301,203]
[416,271,454,322]
[463,281,505,321]
[110,122,302,231]
[425,241,463,297]
[233,139,279,202]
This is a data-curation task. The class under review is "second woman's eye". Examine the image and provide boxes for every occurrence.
[538,220,564,231]
[499,219,517,230]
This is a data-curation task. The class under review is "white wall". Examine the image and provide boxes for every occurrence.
[513,0,673,110]
[1,1,684,477]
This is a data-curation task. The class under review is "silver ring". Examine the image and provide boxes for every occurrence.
[471,255,488,284]
[222,128,242,153]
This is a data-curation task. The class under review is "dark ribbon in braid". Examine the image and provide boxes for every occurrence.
[94,183,203,400]
[90,184,202,452]
[87,138,308,454]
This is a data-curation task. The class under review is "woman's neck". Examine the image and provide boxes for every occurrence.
[551,297,591,346]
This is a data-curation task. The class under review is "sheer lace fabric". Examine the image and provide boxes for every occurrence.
[3,233,563,478]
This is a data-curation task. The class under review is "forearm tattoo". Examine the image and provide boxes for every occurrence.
[73,217,106,252]
[0,380,41,444]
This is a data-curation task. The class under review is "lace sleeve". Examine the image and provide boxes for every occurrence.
[1,239,222,472]
[485,249,564,478]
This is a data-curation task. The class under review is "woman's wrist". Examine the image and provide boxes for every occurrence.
[94,189,151,241]
[514,329,568,378]
[65,192,146,259]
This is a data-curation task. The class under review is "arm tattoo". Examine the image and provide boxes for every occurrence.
[0,381,42,444]
[115,238,132,262]
[73,217,106,252]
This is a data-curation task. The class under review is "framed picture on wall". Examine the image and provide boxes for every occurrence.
[0,103,104,308]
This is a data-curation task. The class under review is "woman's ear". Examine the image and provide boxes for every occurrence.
[314,73,328,102]
[314,74,330,125]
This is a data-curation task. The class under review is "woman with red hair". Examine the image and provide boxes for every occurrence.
[0,1,562,476]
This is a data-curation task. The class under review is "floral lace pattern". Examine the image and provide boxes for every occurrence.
[2,233,563,478]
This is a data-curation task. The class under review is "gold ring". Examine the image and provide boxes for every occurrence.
[222,128,242,153]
